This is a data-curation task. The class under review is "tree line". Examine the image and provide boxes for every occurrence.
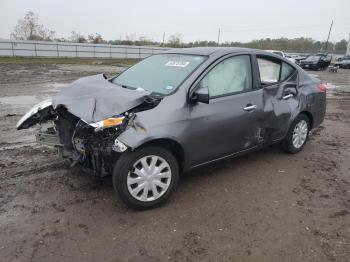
[10,11,348,53]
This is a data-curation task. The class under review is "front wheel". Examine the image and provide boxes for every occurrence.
[281,114,310,154]
[113,146,179,210]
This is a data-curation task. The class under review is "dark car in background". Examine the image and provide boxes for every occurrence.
[335,58,350,69]
[299,54,331,70]
[293,55,309,65]
[17,47,327,209]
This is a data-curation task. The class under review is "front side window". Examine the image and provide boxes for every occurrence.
[112,54,206,95]
[199,55,252,97]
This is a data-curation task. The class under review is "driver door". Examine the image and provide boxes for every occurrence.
[186,55,264,167]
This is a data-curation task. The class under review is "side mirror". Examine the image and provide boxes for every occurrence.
[191,87,209,104]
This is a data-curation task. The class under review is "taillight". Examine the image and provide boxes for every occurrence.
[319,83,327,92]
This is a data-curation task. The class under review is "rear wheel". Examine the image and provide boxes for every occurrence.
[113,146,179,210]
[281,114,310,154]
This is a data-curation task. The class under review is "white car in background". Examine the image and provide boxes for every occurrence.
[265,50,296,63]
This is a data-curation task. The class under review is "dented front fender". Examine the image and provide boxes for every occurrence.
[16,99,54,130]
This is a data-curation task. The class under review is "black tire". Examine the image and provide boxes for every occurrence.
[113,146,179,210]
[281,114,310,154]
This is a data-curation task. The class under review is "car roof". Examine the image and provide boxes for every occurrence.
[265,50,283,53]
[162,47,261,56]
[161,47,297,66]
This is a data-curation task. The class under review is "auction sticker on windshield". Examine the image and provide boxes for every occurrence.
[165,61,190,67]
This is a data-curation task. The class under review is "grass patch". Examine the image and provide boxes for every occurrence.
[0,56,139,66]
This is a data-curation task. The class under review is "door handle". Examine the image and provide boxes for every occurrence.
[282,94,294,100]
[243,104,257,112]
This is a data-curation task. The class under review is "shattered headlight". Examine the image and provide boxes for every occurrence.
[90,116,125,131]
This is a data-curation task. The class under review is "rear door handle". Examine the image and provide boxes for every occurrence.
[282,94,294,100]
[243,104,257,112]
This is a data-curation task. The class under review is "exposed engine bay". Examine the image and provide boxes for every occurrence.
[16,74,162,177]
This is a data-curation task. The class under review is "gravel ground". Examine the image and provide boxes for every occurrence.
[0,63,349,262]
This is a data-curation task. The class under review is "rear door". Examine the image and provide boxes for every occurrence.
[255,55,299,141]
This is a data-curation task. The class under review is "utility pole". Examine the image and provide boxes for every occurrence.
[324,20,333,52]
[162,32,165,46]
[217,28,221,46]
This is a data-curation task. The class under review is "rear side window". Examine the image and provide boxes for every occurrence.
[257,58,280,84]
[258,57,295,85]
[280,62,294,81]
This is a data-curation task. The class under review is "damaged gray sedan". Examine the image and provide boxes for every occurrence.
[17,47,326,209]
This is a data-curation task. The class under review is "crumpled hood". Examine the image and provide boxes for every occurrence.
[53,74,152,123]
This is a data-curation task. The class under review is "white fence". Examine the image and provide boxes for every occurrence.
[0,40,170,59]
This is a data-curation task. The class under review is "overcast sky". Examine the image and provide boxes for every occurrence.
[1,0,349,43]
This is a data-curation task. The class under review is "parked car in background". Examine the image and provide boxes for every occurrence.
[17,47,326,209]
[335,58,350,69]
[293,55,309,65]
[265,50,295,63]
[299,55,331,70]
[335,55,348,62]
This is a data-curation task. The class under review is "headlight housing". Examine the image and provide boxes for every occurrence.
[90,116,125,131]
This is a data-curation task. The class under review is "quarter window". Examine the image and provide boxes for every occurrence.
[199,55,252,97]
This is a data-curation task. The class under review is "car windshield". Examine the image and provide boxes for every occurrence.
[305,56,320,62]
[111,54,206,95]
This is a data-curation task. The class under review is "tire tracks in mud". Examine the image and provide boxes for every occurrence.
[0,161,66,182]
[293,121,350,261]
[0,145,65,181]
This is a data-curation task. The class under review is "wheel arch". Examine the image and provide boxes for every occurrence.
[136,138,185,172]
[299,111,314,129]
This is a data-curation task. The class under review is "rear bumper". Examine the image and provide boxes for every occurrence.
[311,93,327,129]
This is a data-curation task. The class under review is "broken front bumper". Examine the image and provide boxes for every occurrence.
[35,127,62,147]
[34,124,128,177]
